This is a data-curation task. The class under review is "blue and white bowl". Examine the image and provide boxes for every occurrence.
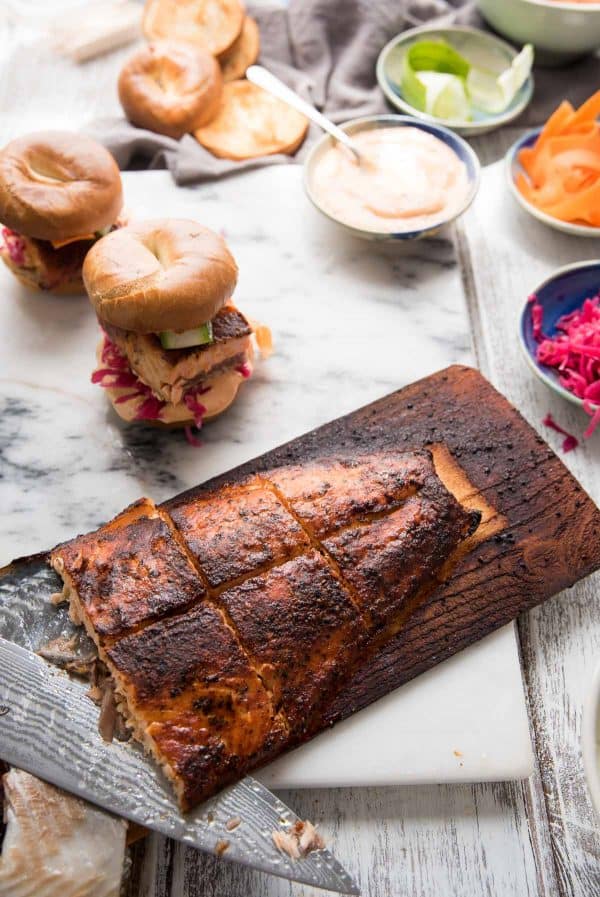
[304,115,481,242]
[507,129,600,238]
[519,260,600,407]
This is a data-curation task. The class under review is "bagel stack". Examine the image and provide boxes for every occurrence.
[134,0,308,161]
[141,0,260,79]
[84,218,264,435]
[0,131,123,294]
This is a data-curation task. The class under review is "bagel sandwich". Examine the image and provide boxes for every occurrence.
[84,218,269,437]
[0,131,124,294]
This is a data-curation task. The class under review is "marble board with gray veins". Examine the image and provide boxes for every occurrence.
[0,167,532,790]
[0,168,471,557]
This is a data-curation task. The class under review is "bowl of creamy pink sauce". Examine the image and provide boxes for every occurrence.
[304,115,480,241]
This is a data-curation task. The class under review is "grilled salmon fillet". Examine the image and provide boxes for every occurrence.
[266,452,432,538]
[50,450,480,809]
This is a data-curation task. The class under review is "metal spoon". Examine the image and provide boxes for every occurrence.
[246,65,364,165]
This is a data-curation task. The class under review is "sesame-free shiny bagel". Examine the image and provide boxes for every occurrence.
[118,42,223,139]
[142,0,244,57]
[0,131,123,242]
[83,218,239,333]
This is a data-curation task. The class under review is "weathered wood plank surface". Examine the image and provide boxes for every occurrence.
[457,158,600,897]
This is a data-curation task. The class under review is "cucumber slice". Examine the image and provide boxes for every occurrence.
[159,322,214,350]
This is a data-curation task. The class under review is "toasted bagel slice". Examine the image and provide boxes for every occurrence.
[142,0,244,57]
[194,80,308,160]
[219,16,260,82]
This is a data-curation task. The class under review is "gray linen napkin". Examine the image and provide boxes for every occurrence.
[86,0,599,183]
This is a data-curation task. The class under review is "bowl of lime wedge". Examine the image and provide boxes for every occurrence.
[376,25,534,137]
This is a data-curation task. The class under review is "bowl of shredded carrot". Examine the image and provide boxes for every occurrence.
[507,91,600,237]
[520,260,600,445]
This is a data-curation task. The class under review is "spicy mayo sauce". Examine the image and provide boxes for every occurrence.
[311,126,470,233]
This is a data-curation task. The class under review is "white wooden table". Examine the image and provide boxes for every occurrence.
[1,10,600,897]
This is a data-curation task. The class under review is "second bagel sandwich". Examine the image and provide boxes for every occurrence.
[84,218,265,436]
[0,131,123,293]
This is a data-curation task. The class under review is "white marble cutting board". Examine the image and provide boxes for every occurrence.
[0,167,533,787]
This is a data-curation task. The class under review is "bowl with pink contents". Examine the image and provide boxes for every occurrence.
[304,114,480,241]
[520,261,600,442]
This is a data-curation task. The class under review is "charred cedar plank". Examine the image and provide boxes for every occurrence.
[215,550,367,737]
[162,366,600,728]
[105,601,286,810]
[52,500,206,642]
[168,479,310,589]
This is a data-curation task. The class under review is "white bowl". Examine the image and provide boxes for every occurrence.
[303,114,481,242]
[477,0,600,63]
[583,660,600,817]
[376,25,533,137]
[506,128,600,238]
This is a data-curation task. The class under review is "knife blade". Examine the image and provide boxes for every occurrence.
[0,636,359,894]
[0,580,360,894]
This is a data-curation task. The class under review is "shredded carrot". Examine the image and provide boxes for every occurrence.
[516,91,600,226]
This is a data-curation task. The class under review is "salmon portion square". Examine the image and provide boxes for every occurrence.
[105,602,284,810]
[216,551,366,736]
[50,499,205,641]
[169,480,311,588]
[267,451,433,538]
[323,489,478,631]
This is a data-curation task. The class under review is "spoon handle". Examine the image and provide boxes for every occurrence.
[246,65,360,159]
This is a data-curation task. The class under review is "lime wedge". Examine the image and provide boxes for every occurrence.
[400,40,472,121]
[417,71,471,120]
[468,44,533,115]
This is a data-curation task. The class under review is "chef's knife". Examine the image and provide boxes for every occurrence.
[0,637,359,894]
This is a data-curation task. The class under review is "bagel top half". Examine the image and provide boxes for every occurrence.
[0,131,123,242]
[83,218,239,333]
[118,41,223,139]
[142,0,245,57]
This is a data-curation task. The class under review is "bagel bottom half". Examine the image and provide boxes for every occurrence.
[96,337,253,429]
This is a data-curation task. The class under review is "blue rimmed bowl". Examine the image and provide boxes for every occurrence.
[304,114,481,242]
[519,260,600,406]
[376,25,534,137]
[507,129,600,238]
